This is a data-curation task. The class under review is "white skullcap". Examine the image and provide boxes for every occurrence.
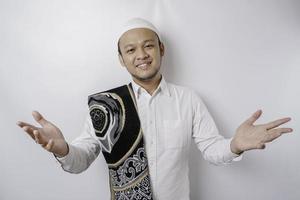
[117,18,161,43]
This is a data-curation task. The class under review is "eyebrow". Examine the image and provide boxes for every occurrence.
[124,39,155,49]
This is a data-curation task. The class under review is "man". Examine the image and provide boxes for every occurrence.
[17,18,293,200]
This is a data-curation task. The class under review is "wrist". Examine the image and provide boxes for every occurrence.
[55,142,69,158]
[230,139,243,155]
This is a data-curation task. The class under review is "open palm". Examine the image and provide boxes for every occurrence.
[231,110,293,154]
[17,111,69,157]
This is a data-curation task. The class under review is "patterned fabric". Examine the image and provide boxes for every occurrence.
[88,84,153,200]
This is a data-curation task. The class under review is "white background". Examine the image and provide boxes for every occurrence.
[1,0,299,199]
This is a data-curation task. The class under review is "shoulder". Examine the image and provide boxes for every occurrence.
[88,84,128,100]
[166,82,202,100]
[166,82,206,112]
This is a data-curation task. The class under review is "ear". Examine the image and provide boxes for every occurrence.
[159,42,165,56]
[118,53,125,67]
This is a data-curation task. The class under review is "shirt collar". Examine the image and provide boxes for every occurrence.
[130,75,171,99]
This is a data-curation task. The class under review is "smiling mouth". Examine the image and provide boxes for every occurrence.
[136,61,152,70]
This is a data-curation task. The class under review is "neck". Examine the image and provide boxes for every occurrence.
[133,74,162,95]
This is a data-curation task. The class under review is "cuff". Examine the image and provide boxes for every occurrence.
[54,143,73,165]
[223,138,243,163]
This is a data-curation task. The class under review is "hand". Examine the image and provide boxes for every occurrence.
[231,110,293,154]
[17,111,69,157]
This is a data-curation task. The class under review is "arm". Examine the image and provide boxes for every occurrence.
[55,114,101,173]
[191,91,293,165]
[17,109,101,173]
[191,91,240,165]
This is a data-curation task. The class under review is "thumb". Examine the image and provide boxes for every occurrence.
[32,111,48,127]
[245,109,262,125]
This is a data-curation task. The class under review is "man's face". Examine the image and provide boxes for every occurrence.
[118,28,164,82]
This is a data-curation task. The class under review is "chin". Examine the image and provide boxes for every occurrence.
[134,72,159,82]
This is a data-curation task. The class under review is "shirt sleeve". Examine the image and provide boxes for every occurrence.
[191,90,242,165]
[54,108,102,173]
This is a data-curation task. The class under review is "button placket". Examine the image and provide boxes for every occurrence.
[145,97,155,185]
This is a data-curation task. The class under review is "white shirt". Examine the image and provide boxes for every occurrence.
[56,76,241,200]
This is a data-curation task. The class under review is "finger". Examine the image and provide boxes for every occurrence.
[263,132,281,143]
[245,109,262,125]
[32,111,48,127]
[263,128,292,143]
[17,121,38,130]
[33,130,47,145]
[271,127,293,134]
[33,130,40,143]
[265,117,291,130]
[22,126,36,139]
[265,128,293,143]
[44,139,54,151]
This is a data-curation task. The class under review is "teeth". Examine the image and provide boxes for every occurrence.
[137,63,149,69]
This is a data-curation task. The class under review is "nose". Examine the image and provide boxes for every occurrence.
[136,48,149,60]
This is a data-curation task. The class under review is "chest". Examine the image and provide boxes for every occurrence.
[136,93,193,149]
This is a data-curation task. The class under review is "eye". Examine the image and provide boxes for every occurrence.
[145,44,154,49]
[126,48,135,54]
